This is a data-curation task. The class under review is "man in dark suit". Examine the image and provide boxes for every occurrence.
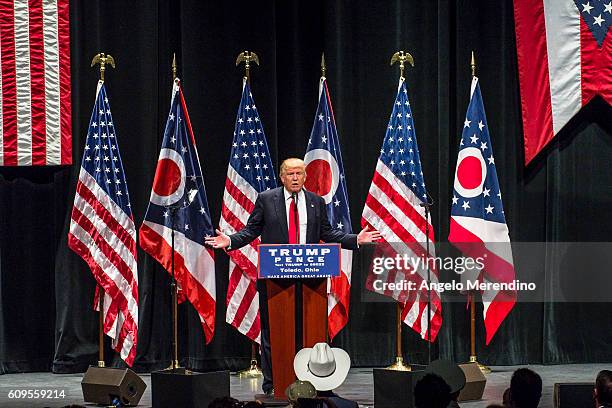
[206,158,380,395]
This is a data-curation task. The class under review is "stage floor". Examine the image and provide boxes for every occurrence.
[0,364,608,407]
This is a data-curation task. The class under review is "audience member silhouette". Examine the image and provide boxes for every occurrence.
[595,370,612,408]
[508,368,542,408]
[414,373,452,408]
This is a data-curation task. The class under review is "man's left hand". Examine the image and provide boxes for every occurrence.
[357,225,382,245]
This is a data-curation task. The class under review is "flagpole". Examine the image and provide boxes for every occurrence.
[471,50,476,78]
[167,53,182,371]
[467,51,491,375]
[421,201,433,365]
[321,52,326,79]
[235,51,264,379]
[170,206,180,370]
[320,52,333,344]
[90,53,116,368]
[386,51,415,372]
[98,296,104,368]
[162,56,205,373]
[169,53,181,371]
[172,53,177,81]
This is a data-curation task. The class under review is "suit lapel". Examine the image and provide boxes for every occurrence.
[274,188,289,242]
[305,191,316,243]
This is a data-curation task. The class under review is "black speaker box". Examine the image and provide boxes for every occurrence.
[81,366,146,406]
[553,382,594,408]
[151,368,230,408]
[457,362,487,401]
[373,365,426,408]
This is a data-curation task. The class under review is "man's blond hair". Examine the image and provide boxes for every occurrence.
[279,158,306,176]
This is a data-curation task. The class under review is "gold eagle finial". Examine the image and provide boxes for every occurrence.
[390,51,414,80]
[236,51,260,82]
[90,53,116,82]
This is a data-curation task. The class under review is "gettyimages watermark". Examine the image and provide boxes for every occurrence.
[358,242,612,303]
[370,253,535,293]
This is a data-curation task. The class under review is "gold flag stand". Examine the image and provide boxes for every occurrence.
[90,53,116,368]
[238,345,263,379]
[97,291,105,368]
[469,296,491,374]
[235,50,263,379]
[387,304,411,371]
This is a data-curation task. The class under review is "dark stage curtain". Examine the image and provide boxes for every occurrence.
[1,0,611,374]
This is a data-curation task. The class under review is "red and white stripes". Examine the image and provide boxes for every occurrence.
[139,220,217,342]
[363,160,442,341]
[0,0,70,166]
[68,170,139,366]
[514,0,612,164]
[327,248,352,340]
[449,216,516,345]
[220,165,262,343]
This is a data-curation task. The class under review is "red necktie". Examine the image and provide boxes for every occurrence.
[288,197,300,244]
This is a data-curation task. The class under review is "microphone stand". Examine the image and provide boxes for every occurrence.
[292,192,303,350]
[420,200,434,365]
[167,204,181,371]
[153,178,221,406]
[164,183,201,372]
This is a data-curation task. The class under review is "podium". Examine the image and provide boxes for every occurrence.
[258,243,341,400]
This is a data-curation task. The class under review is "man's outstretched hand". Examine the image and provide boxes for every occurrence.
[205,229,231,249]
[357,225,382,245]
[206,226,380,248]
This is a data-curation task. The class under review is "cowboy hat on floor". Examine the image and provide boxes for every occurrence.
[293,342,351,391]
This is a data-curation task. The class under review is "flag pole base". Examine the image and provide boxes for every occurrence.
[165,360,184,371]
[97,361,105,368]
[386,356,412,371]
[469,355,491,374]
[238,359,263,378]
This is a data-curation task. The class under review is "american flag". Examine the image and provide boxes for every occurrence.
[362,79,442,341]
[68,82,138,366]
[0,0,71,166]
[139,79,216,343]
[220,79,276,343]
[449,77,515,345]
[303,77,353,341]
[514,0,612,164]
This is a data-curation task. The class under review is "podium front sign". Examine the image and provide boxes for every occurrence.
[258,243,341,279]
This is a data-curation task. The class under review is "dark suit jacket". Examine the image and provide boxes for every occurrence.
[229,187,358,250]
